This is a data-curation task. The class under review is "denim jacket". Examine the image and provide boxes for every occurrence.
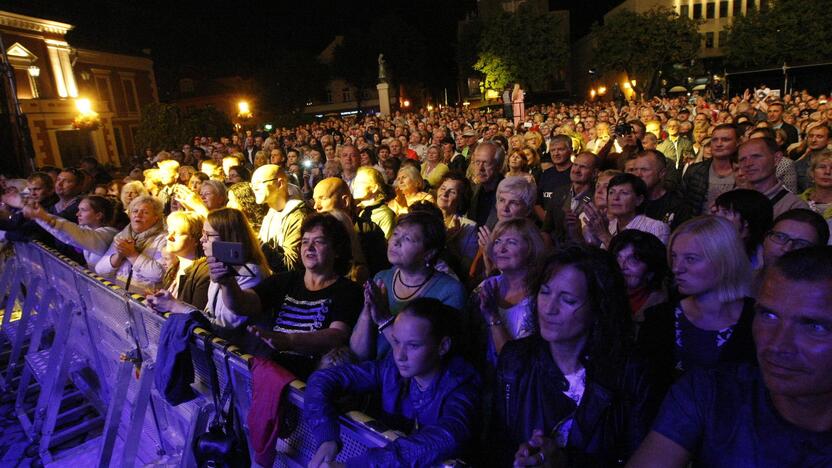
[304,354,481,468]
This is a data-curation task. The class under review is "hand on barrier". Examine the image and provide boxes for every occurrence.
[247,325,290,351]
[513,429,560,468]
[308,440,342,468]
[146,289,191,314]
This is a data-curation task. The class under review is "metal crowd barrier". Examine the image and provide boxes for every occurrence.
[0,241,408,467]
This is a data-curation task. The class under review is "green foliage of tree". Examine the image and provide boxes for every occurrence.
[135,103,231,152]
[473,6,569,91]
[724,0,832,68]
[592,7,700,95]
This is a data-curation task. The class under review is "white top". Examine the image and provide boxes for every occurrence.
[94,233,167,293]
[609,214,671,245]
[204,263,266,330]
[35,217,118,270]
[258,198,305,245]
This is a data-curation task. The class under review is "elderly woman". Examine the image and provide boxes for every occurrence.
[350,211,466,361]
[95,195,167,292]
[148,208,269,334]
[800,151,832,223]
[420,144,449,189]
[474,218,545,365]
[637,216,756,390]
[24,195,118,269]
[120,181,148,214]
[388,165,434,216]
[491,245,658,466]
[175,180,228,215]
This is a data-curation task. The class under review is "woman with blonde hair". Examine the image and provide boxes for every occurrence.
[157,211,209,310]
[388,165,434,216]
[120,180,148,214]
[420,144,449,189]
[637,216,756,390]
[474,217,545,364]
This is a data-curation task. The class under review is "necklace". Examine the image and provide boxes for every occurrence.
[394,269,433,301]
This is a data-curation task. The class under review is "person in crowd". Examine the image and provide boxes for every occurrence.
[435,172,478,279]
[737,137,808,218]
[492,245,658,467]
[757,209,830,285]
[657,119,694,171]
[148,208,269,334]
[682,124,740,215]
[120,181,148,214]
[468,141,505,227]
[208,213,362,376]
[542,152,598,244]
[637,216,756,391]
[350,211,466,361]
[227,182,267,231]
[339,144,360,191]
[626,150,690,229]
[420,144,449,189]
[504,148,534,181]
[305,298,481,467]
[535,135,574,221]
[628,246,832,467]
[252,164,310,272]
[353,166,395,239]
[799,150,832,225]
[388,165,434,216]
[23,195,118,269]
[158,211,209,310]
[96,195,167,293]
[609,230,669,324]
[177,165,196,186]
[793,122,830,192]
[227,165,251,184]
[748,128,799,194]
[473,217,544,366]
[586,173,670,247]
[711,189,773,268]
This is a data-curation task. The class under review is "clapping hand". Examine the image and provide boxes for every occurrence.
[114,237,138,259]
[362,279,391,326]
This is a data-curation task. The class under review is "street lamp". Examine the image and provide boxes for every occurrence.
[237,100,251,118]
[73,98,100,130]
[27,66,40,98]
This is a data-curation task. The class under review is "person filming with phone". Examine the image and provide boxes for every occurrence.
[542,152,599,245]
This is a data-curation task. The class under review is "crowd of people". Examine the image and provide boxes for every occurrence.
[1,88,831,467]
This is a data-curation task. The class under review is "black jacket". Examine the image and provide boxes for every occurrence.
[636,297,757,392]
[681,158,713,216]
[490,336,659,467]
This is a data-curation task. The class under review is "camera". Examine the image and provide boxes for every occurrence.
[302,159,313,169]
[614,123,633,136]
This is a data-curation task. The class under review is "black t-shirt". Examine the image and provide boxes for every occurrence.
[536,165,571,206]
[253,270,362,334]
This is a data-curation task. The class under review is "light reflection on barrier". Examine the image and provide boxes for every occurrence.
[4,242,404,467]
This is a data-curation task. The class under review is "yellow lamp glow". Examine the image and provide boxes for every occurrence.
[238,100,251,116]
[590,89,597,98]
[631,79,637,87]
[598,86,607,95]
[403,99,411,108]
[426,104,434,111]
[75,98,93,115]
[623,82,632,90]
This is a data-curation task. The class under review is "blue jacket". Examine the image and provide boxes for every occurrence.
[304,354,481,468]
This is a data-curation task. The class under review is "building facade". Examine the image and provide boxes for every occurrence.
[0,10,157,172]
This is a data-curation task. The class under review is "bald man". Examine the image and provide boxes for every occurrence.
[312,177,353,214]
[251,164,310,271]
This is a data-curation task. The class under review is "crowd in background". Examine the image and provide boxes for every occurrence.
[1,88,831,467]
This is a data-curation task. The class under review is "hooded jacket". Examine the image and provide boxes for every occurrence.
[304,354,481,468]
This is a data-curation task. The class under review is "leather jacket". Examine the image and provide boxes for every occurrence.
[305,354,481,468]
[490,335,659,467]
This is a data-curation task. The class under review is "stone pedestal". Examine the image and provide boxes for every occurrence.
[377,82,391,116]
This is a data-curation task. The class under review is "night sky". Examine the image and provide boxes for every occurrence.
[1,0,620,97]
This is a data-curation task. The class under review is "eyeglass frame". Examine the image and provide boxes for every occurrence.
[765,230,815,250]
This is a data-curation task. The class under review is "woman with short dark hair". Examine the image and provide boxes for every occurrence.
[597,173,670,246]
[609,229,669,323]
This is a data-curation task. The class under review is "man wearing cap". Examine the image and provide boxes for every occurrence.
[460,127,479,160]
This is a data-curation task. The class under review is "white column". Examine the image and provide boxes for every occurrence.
[47,45,67,98]
[377,83,391,117]
[58,49,77,97]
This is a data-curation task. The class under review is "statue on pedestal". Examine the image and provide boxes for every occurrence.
[378,54,388,83]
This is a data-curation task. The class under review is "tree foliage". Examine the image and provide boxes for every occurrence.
[135,103,231,151]
[724,0,832,68]
[592,7,700,94]
[473,6,569,91]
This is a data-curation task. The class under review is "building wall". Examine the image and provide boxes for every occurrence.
[0,10,158,170]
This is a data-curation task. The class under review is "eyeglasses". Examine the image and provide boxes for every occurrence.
[200,231,221,241]
[766,230,814,250]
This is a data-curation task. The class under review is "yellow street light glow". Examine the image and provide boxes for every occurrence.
[238,100,251,115]
[403,99,411,107]
[426,104,434,111]
[631,79,637,87]
[598,86,607,95]
[75,98,93,115]
[623,82,631,90]
[590,89,597,98]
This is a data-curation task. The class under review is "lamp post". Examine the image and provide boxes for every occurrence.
[27,65,40,98]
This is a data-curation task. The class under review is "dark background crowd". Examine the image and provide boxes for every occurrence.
[1,88,831,467]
